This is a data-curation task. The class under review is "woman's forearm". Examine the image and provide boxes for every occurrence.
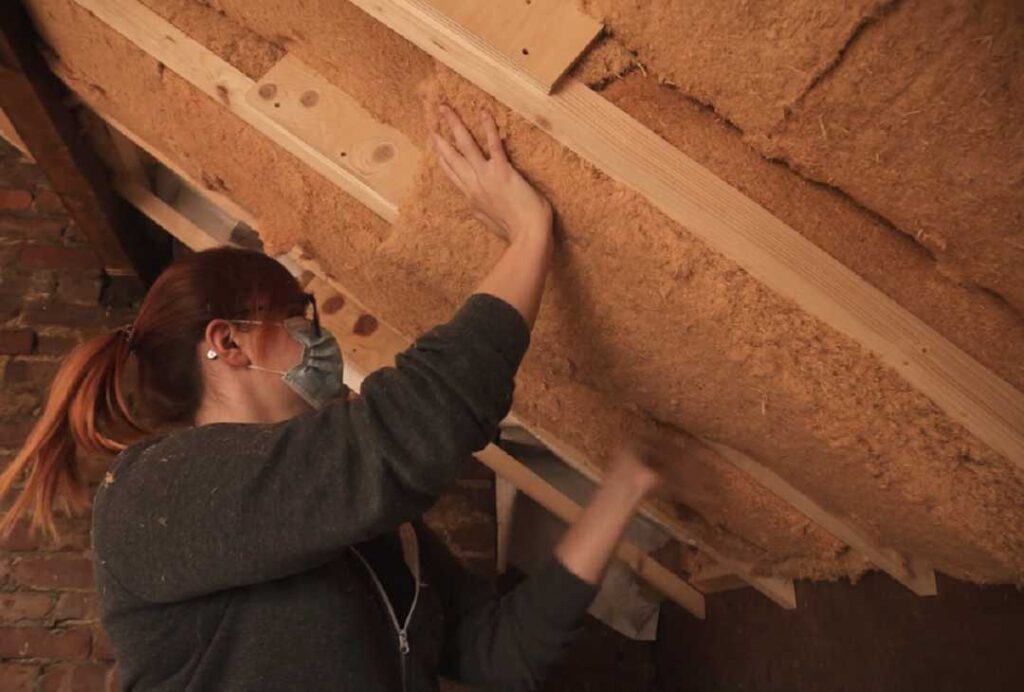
[475,230,553,329]
[553,471,648,585]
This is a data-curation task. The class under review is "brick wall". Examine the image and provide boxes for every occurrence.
[0,138,137,690]
[0,137,505,690]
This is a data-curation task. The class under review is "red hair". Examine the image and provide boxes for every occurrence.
[0,247,305,540]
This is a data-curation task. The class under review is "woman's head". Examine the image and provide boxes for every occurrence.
[0,247,316,540]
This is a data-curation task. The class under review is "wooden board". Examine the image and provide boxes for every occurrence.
[0,108,33,160]
[107,172,706,617]
[246,55,419,212]
[342,0,1024,474]
[707,441,938,596]
[71,0,415,223]
[1,0,143,280]
[426,0,601,93]
[56,1,795,608]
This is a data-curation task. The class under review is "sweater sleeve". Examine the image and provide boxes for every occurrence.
[92,294,529,603]
[421,524,598,692]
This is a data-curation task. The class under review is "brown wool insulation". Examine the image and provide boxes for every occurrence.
[584,0,1024,315]
[27,0,1024,584]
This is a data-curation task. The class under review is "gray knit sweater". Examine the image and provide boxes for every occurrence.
[91,294,597,691]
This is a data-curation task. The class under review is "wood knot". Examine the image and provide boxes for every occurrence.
[322,294,345,315]
[258,83,277,100]
[353,314,378,336]
[534,114,551,130]
[300,90,319,107]
[372,143,395,163]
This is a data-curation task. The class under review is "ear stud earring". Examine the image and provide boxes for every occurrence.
[206,349,218,360]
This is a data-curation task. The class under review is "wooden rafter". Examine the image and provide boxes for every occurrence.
[94,125,707,619]
[339,0,1024,472]
[53,0,957,605]
[0,0,155,284]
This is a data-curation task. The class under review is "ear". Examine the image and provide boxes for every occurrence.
[204,319,251,367]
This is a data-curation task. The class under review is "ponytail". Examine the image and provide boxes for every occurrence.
[0,247,307,543]
[0,328,147,541]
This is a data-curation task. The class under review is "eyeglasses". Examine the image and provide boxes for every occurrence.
[230,292,322,338]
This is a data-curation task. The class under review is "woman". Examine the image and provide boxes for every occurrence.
[0,107,665,691]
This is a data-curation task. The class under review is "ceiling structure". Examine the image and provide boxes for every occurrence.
[4,0,1023,616]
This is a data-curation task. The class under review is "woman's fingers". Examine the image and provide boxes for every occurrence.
[436,148,468,194]
[480,110,508,165]
[431,132,473,186]
[440,105,485,166]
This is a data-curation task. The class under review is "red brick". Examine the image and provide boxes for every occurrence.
[0,592,55,621]
[56,272,103,305]
[0,269,59,296]
[35,334,79,356]
[0,389,39,417]
[0,517,44,551]
[0,626,91,659]
[0,189,33,210]
[11,555,95,590]
[40,662,110,692]
[92,626,115,661]
[0,329,35,354]
[53,593,97,622]
[0,662,38,691]
[0,418,35,448]
[23,300,108,328]
[32,189,66,215]
[19,246,101,271]
[3,358,60,386]
[0,294,23,322]
[0,217,65,241]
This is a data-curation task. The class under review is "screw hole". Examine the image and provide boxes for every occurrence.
[274,102,280,108]
[340,152,347,158]
[521,48,530,56]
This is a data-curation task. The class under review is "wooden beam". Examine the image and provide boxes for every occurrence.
[53,3,796,608]
[707,440,937,596]
[71,0,412,223]
[245,54,420,217]
[425,0,602,93]
[0,108,32,160]
[0,0,155,282]
[494,474,517,574]
[92,113,706,617]
[341,0,1024,472]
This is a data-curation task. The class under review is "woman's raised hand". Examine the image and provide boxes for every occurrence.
[432,105,553,246]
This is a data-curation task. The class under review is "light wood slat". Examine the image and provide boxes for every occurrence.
[73,0,410,222]
[246,55,419,209]
[426,0,601,93]
[343,0,1024,473]
[54,1,788,607]
[706,441,937,596]
[93,122,707,617]
[0,108,33,159]
[520,420,798,609]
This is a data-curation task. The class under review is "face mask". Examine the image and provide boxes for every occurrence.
[244,317,344,410]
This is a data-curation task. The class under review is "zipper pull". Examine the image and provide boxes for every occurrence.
[398,629,410,656]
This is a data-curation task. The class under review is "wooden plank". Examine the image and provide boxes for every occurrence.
[426,0,601,93]
[707,441,938,596]
[54,5,790,606]
[0,0,147,281]
[246,55,420,211]
[343,0,1024,473]
[0,108,33,160]
[495,474,517,574]
[72,0,414,223]
[520,420,798,609]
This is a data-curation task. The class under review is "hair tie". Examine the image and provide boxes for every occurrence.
[120,323,137,352]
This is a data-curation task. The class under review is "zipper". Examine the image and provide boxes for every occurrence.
[350,525,421,692]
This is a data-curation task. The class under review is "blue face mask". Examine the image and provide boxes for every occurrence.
[240,317,344,410]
